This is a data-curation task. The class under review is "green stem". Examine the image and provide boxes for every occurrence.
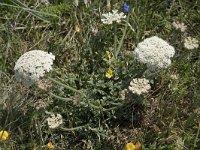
[193,123,200,149]
[88,101,101,109]
[60,124,88,131]
[103,106,120,111]
[107,102,123,106]
[48,77,82,94]
[115,15,130,58]
[106,0,111,11]
[88,101,121,111]
[49,92,73,102]
[114,23,117,56]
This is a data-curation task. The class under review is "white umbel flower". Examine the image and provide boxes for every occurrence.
[134,36,175,70]
[14,50,55,87]
[101,10,126,25]
[46,113,63,129]
[129,78,151,95]
[172,21,187,32]
[184,36,199,50]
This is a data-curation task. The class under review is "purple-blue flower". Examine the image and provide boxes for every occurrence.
[122,3,129,13]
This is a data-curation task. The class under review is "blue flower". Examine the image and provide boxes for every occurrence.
[122,3,129,13]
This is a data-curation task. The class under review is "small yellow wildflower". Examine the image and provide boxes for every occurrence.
[75,25,80,32]
[47,142,54,149]
[0,130,9,141]
[126,142,142,150]
[126,143,136,150]
[105,68,113,79]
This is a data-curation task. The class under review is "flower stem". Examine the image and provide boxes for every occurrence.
[193,123,200,149]
[114,23,118,57]
[60,124,88,131]
[115,15,130,58]
[88,101,122,111]
[48,77,82,94]
[107,0,111,11]
[49,92,73,102]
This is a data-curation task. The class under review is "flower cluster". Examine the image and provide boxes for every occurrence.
[184,36,199,50]
[172,21,187,32]
[46,113,63,129]
[129,78,151,95]
[105,68,113,79]
[134,36,175,70]
[14,50,55,87]
[101,10,126,24]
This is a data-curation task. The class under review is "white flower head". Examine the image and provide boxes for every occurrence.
[134,36,175,70]
[101,10,126,25]
[129,78,151,95]
[184,36,199,50]
[172,21,187,32]
[14,50,55,87]
[46,113,63,129]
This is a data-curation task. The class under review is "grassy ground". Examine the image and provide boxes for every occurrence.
[0,0,200,149]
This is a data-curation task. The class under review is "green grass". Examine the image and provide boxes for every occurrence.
[0,0,200,149]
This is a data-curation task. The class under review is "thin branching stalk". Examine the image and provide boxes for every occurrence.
[114,23,118,57]
[60,124,89,131]
[49,92,73,102]
[48,77,82,94]
[115,15,130,58]
[106,0,111,11]
[193,123,200,149]
[88,100,122,111]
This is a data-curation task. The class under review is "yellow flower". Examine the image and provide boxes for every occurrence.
[126,143,136,150]
[126,142,142,150]
[47,142,54,149]
[0,130,9,141]
[106,68,113,79]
